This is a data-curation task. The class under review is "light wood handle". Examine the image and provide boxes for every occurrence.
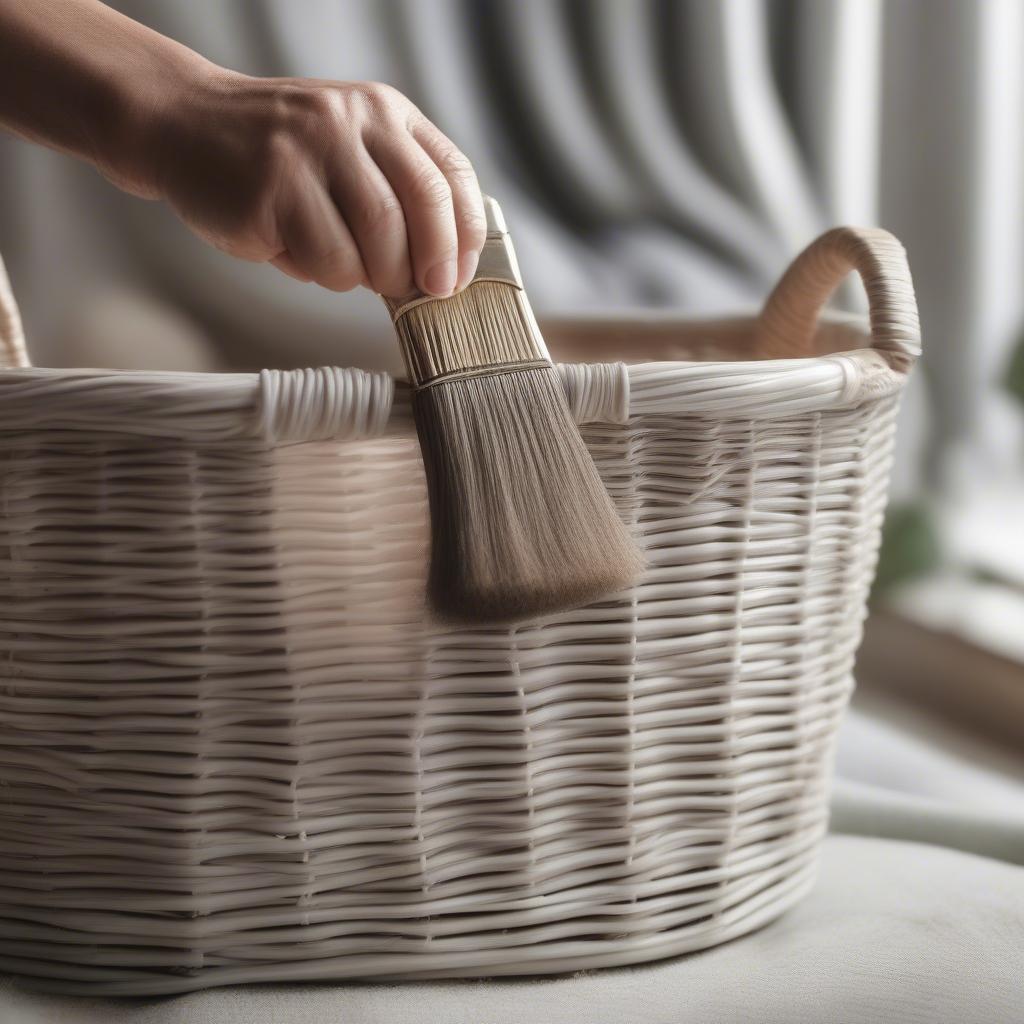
[757,226,921,371]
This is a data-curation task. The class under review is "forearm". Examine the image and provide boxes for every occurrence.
[0,0,207,192]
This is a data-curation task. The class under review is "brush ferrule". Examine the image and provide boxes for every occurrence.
[383,195,553,390]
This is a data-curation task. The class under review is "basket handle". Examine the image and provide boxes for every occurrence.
[0,253,30,369]
[756,226,921,371]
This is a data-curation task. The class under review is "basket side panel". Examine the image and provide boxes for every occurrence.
[0,438,315,974]
[0,392,901,994]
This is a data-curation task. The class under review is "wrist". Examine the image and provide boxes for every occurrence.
[94,45,226,200]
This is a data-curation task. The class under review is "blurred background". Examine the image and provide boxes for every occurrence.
[0,0,1021,836]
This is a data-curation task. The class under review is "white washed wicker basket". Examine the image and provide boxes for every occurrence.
[0,228,918,996]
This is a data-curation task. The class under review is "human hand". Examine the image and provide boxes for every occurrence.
[117,70,486,297]
[0,3,486,297]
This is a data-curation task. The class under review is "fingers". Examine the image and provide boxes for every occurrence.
[259,82,485,298]
[276,171,366,292]
[329,150,415,297]
[411,119,487,291]
[365,131,460,298]
[276,129,485,299]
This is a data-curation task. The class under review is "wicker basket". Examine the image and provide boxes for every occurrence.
[0,227,919,996]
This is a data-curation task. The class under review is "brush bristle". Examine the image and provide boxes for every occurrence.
[398,282,645,625]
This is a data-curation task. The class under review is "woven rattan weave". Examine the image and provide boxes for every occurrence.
[0,228,919,995]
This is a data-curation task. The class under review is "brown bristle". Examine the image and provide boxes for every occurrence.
[394,279,645,625]
[394,275,546,381]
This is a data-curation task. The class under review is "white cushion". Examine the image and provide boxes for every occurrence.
[3,834,1022,1024]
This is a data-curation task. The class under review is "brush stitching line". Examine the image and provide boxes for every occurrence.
[411,358,552,392]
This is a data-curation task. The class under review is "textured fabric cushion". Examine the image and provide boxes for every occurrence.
[3,834,1022,1024]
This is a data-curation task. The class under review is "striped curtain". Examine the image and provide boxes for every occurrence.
[1,0,1021,499]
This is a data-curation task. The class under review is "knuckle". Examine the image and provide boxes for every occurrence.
[303,85,346,123]
[436,141,475,180]
[409,167,452,209]
[279,85,356,152]
[363,80,402,105]
[270,84,341,135]
[457,206,487,249]
[356,82,410,130]
[448,164,479,197]
[351,190,405,234]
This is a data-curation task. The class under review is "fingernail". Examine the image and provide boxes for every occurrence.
[456,250,479,291]
[424,259,457,297]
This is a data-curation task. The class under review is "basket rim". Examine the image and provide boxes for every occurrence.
[0,311,884,382]
[0,311,913,448]
[0,313,907,442]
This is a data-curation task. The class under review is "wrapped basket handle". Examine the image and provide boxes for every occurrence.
[756,226,921,372]
[0,253,30,370]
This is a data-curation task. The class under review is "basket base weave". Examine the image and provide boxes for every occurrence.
[2,848,820,996]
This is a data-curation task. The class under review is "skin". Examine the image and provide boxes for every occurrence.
[0,0,487,297]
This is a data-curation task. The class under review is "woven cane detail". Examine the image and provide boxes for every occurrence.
[259,367,393,443]
[559,361,630,424]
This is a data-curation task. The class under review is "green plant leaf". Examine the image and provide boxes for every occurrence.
[871,501,941,601]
